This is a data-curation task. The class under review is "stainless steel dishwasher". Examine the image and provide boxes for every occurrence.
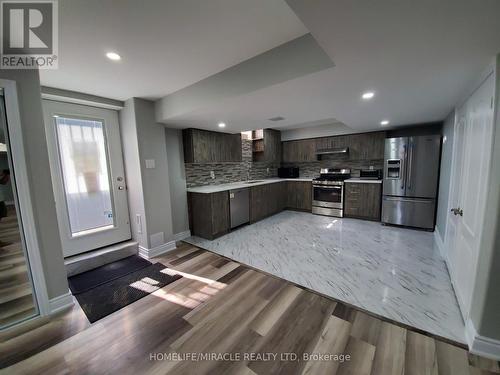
[229,188,249,228]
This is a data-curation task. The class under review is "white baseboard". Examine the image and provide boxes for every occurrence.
[49,291,74,314]
[466,318,500,360]
[434,228,445,258]
[139,240,176,260]
[173,230,191,242]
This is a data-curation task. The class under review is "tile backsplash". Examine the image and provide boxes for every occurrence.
[185,140,279,187]
[281,159,384,179]
[185,139,384,187]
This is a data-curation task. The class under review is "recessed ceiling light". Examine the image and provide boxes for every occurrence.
[362,91,375,100]
[106,52,121,61]
[218,122,226,128]
[380,120,390,126]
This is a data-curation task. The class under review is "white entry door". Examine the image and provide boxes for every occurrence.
[445,72,495,319]
[43,100,131,257]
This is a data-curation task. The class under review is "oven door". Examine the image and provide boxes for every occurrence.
[312,185,343,209]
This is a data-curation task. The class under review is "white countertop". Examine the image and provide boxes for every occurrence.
[345,178,383,184]
[187,178,312,193]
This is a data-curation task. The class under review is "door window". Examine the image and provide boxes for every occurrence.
[55,116,114,236]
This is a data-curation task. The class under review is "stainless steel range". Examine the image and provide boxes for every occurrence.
[312,168,351,217]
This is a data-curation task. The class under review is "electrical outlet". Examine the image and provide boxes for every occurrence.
[210,170,215,179]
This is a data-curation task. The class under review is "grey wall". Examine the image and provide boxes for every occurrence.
[165,128,189,235]
[435,112,455,239]
[120,98,174,249]
[119,99,148,248]
[0,69,67,299]
[134,99,174,246]
[470,55,500,341]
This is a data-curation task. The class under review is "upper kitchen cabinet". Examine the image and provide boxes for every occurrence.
[253,129,281,163]
[348,132,385,161]
[282,131,385,163]
[282,138,316,162]
[183,128,242,163]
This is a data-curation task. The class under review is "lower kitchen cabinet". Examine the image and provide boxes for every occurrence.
[286,181,312,211]
[189,180,313,239]
[250,182,286,223]
[344,182,382,221]
[188,191,230,239]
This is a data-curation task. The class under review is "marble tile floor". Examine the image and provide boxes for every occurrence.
[185,210,466,344]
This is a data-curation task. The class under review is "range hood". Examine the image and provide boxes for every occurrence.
[316,147,349,155]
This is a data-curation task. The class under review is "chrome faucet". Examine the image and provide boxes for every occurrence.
[247,170,250,181]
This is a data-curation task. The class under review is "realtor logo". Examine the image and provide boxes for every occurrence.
[1,0,58,69]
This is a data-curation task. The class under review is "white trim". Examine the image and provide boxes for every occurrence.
[41,91,123,111]
[0,79,51,316]
[433,227,445,258]
[466,318,500,360]
[138,240,176,260]
[173,230,191,242]
[49,291,74,314]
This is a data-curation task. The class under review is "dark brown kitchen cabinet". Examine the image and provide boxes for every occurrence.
[188,191,230,239]
[282,131,385,163]
[348,132,385,161]
[282,139,316,162]
[286,181,312,211]
[344,182,382,221]
[253,129,281,163]
[183,128,242,163]
[250,182,286,223]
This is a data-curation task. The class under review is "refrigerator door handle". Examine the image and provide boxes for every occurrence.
[383,196,433,204]
[407,141,413,190]
[401,145,407,190]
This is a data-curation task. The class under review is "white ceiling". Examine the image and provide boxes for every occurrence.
[39,0,308,100]
[163,0,500,133]
[41,0,500,134]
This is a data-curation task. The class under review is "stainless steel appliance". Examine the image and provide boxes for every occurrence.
[229,188,249,228]
[381,135,441,229]
[312,168,351,217]
[278,167,299,178]
[360,169,383,180]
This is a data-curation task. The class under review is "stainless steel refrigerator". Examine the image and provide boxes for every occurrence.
[381,135,441,229]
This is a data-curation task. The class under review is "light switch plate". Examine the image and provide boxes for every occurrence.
[145,159,155,169]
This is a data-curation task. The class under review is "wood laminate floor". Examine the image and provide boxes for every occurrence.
[1,242,498,375]
[0,206,36,328]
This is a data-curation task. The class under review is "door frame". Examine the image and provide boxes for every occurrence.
[442,62,496,319]
[42,100,131,257]
[0,79,50,317]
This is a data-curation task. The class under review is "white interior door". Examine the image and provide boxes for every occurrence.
[445,73,495,319]
[43,100,131,257]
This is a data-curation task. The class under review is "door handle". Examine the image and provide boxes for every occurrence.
[451,207,463,216]
[401,146,406,189]
[407,142,413,190]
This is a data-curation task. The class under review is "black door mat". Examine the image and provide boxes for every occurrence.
[68,255,152,294]
[75,263,182,323]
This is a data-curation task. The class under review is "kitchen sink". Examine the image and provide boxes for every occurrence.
[244,180,264,184]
